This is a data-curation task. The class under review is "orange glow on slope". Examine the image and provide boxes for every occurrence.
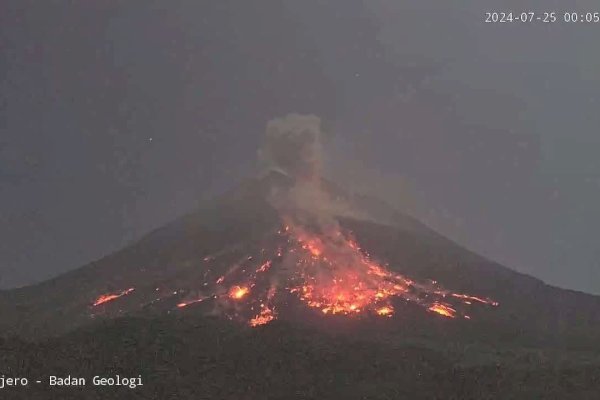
[249,306,275,327]
[93,288,134,306]
[168,220,498,327]
[256,261,272,273]
[286,223,498,320]
[229,285,250,300]
[376,306,394,317]
[286,224,418,316]
[428,302,457,318]
[302,239,323,257]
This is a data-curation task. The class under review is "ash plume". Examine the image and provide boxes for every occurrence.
[260,115,379,282]
[259,113,323,182]
[259,113,362,224]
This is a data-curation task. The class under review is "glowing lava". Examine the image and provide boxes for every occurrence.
[285,224,423,317]
[153,220,499,328]
[229,285,250,300]
[256,261,272,273]
[451,293,499,306]
[165,221,500,327]
[249,306,275,327]
[93,288,134,306]
[177,297,208,308]
[280,222,497,322]
[428,302,457,318]
[376,306,394,317]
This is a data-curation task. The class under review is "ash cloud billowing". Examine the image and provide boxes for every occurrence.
[259,113,323,182]
[259,113,364,225]
[258,114,425,232]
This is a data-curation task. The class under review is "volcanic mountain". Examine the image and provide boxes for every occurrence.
[1,169,599,349]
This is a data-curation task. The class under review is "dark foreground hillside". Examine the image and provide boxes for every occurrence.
[1,316,599,400]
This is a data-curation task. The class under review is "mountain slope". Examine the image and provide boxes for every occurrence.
[1,172,599,349]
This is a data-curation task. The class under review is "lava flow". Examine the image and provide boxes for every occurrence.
[428,302,457,318]
[93,288,135,306]
[229,285,250,300]
[172,220,499,327]
[281,222,497,319]
[90,221,498,327]
[177,297,209,308]
[249,306,276,327]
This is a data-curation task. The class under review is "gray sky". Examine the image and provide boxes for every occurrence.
[1,1,599,294]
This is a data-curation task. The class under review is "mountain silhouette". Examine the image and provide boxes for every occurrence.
[1,171,598,350]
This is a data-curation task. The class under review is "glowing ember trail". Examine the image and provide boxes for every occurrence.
[256,261,272,273]
[428,302,457,318]
[451,293,499,306]
[93,288,134,306]
[177,297,208,308]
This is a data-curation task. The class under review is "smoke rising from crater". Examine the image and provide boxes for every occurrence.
[259,114,323,182]
[260,114,373,224]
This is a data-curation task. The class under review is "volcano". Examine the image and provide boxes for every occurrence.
[1,168,600,349]
[2,168,600,399]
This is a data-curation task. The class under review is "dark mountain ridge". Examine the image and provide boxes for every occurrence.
[2,315,600,400]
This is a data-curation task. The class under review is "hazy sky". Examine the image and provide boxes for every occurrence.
[1,1,599,294]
